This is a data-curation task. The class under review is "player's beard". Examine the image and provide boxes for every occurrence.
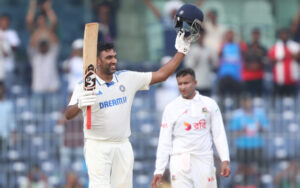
[104,63,116,75]
[181,89,196,99]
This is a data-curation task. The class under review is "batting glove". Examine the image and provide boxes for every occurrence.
[175,31,191,55]
[78,90,97,109]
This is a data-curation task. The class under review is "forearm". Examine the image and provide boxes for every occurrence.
[155,145,171,175]
[154,123,173,174]
[214,132,230,162]
[212,108,230,161]
[29,31,41,47]
[143,0,162,20]
[46,9,57,31]
[150,52,184,85]
[64,104,81,120]
[26,0,36,31]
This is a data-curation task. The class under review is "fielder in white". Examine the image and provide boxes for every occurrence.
[152,68,230,188]
[64,31,191,188]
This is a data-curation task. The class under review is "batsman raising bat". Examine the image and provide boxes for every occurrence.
[64,4,204,188]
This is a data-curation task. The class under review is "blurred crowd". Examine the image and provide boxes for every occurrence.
[0,0,300,188]
[145,0,300,99]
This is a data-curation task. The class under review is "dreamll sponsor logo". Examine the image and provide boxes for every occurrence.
[99,96,127,109]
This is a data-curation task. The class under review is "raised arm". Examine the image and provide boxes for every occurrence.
[42,0,57,32]
[143,0,162,20]
[29,30,42,48]
[150,31,191,85]
[26,0,37,32]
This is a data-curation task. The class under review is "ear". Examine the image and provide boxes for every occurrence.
[97,57,101,66]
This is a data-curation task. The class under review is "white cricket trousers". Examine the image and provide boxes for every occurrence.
[84,139,134,188]
[170,153,217,188]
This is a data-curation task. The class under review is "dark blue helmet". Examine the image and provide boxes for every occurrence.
[174,4,204,41]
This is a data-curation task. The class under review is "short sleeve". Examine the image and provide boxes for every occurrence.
[68,83,83,106]
[128,71,152,91]
[7,30,20,47]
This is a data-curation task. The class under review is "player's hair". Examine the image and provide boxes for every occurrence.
[97,1,111,8]
[276,28,289,38]
[0,13,11,20]
[176,68,196,79]
[252,27,260,34]
[97,42,115,57]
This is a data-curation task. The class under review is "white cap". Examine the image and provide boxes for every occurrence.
[71,39,83,50]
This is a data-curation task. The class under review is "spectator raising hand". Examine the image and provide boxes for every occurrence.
[26,0,57,33]
[27,0,60,113]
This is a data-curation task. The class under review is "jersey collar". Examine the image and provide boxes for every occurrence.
[180,91,202,104]
[96,74,119,86]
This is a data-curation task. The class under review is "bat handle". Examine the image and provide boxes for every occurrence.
[87,105,91,129]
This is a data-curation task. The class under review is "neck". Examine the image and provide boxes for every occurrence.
[184,91,196,100]
[97,69,113,83]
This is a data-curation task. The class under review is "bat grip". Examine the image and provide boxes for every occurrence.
[87,105,91,129]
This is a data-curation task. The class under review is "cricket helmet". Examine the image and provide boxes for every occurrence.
[174,4,204,42]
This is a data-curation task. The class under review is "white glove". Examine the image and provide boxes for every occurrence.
[78,90,97,109]
[175,31,191,55]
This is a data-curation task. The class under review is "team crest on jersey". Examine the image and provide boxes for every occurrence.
[202,107,208,113]
[119,85,125,92]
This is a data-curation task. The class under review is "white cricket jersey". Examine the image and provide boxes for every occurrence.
[154,92,230,175]
[69,70,152,141]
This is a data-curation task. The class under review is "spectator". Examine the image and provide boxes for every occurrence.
[63,38,84,97]
[243,28,267,96]
[274,159,300,188]
[218,29,247,97]
[59,39,84,176]
[27,18,60,112]
[26,0,57,33]
[185,30,218,96]
[268,28,300,97]
[64,171,83,188]
[0,31,9,84]
[204,9,227,55]
[229,96,269,187]
[290,2,300,43]
[0,13,20,94]
[95,1,117,43]
[0,83,16,150]
[143,0,183,56]
[20,164,49,188]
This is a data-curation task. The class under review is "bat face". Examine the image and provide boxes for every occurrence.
[83,23,99,91]
[83,22,99,129]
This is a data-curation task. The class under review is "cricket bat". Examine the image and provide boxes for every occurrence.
[83,22,99,129]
